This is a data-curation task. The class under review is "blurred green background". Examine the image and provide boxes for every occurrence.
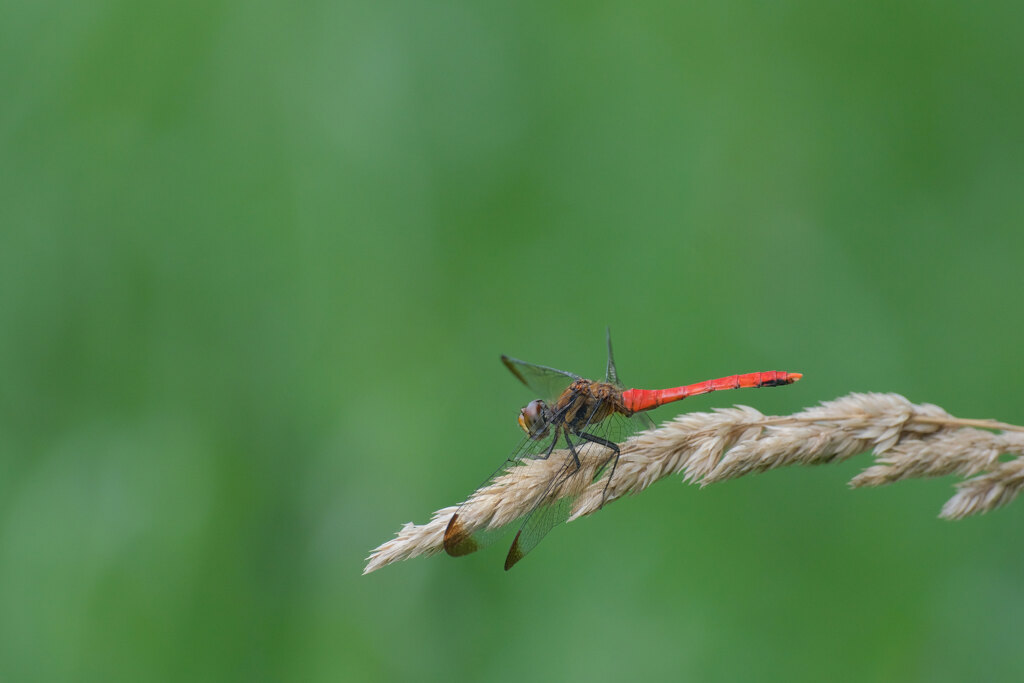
[3,1,1024,681]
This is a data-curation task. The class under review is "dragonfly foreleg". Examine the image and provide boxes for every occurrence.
[533,425,562,461]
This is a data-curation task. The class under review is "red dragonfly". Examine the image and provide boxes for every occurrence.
[444,331,802,570]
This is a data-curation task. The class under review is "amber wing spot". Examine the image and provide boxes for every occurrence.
[504,531,525,571]
[443,514,479,557]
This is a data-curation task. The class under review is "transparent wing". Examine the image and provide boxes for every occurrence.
[605,327,620,386]
[501,354,580,403]
[634,411,656,431]
[501,395,620,569]
[504,405,667,568]
[443,400,575,558]
[502,462,578,570]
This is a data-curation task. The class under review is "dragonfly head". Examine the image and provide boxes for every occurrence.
[518,399,553,440]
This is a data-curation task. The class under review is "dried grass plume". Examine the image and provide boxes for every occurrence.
[364,393,1024,574]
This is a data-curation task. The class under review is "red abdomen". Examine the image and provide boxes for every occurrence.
[621,371,802,413]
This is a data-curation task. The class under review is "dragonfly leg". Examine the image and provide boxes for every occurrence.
[563,433,582,471]
[576,431,620,507]
[533,425,562,461]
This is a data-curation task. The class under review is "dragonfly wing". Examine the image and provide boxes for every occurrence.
[604,327,620,386]
[504,417,628,569]
[445,393,586,561]
[501,355,580,403]
[504,477,577,570]
[443,403,573,557]
[504,396,634,569]
[633,411,656,431]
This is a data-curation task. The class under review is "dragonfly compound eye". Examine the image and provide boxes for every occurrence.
[517,399,551,439]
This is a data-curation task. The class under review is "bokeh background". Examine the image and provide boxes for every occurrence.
[3,1,1024,681]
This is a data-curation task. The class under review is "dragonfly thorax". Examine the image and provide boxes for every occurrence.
[518,380,626,441]
[556,379,625,431]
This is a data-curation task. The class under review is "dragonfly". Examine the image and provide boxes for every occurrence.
[443,331,802,570]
